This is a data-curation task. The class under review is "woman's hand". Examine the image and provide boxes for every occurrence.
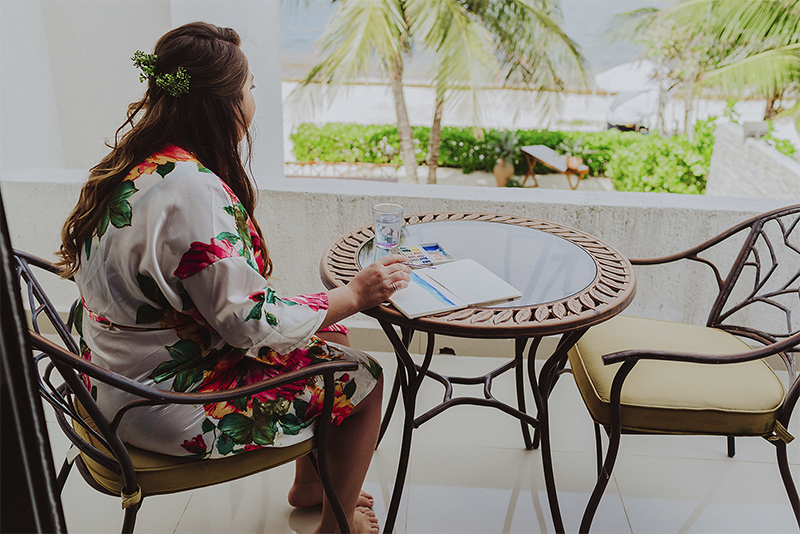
[322,254,411,328]
[349,254,412,310]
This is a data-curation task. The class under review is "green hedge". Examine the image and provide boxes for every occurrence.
[290,120,717,194]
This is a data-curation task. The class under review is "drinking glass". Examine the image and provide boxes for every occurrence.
[372,203,404,250]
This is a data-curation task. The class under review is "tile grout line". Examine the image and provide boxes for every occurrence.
[172,493,193,534]
[612,474,634,534]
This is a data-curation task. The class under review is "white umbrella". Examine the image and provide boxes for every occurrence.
[594,60,660,93]
[606,88,660,127]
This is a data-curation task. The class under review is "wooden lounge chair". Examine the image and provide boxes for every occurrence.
[521,144,590,190]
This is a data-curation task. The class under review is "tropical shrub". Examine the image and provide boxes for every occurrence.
[290,121,718,194]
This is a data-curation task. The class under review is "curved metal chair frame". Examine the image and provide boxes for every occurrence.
[577,205,800,532]
[16,250,355,534]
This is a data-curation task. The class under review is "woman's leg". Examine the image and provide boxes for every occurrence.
[289,456,374,509]
[313,372,383,534]
[289,330,376,515]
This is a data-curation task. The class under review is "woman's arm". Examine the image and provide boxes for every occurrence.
[321,254,411,329]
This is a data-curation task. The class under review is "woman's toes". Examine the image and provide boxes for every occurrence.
[357,489,374,508]
[354,507,380,534]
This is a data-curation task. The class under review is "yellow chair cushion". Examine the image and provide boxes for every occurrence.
[567,315,786,436]
[73,404,314,497]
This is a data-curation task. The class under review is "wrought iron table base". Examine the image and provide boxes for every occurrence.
[376,320,587,534]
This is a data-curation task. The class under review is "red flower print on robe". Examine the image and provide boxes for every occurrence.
[154,144,194,163]
[174,238,238,279]
[282,292,329,312]
[180,434,207,455]
[125,144,197,181]
[80,346,92,392]
[199,348,312,419]
[305,375,355,425]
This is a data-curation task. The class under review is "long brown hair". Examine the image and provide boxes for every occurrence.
[58,22,271,278]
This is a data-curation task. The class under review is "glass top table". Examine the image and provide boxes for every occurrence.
[320,212,636,533]
[322,212,635,338]
[359,219,597,308]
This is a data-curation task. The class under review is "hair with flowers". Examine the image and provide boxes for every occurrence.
[132,51,191,98]
[58,22,271,279]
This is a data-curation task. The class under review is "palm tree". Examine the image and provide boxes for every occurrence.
[288,0,585,184]
[618,10,730,137]
[636,0,800,126]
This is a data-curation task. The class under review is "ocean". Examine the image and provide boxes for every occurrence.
[279,0,678,82]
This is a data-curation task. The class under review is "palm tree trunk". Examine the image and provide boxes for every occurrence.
[683,69,697,140]
[389,56,418,184]
[655,65,666,135]
[764,90,781,121]
[426,95,445,184]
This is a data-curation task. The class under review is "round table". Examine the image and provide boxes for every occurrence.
[320,212,636,533]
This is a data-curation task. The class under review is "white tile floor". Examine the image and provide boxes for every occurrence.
[46,350,799,534]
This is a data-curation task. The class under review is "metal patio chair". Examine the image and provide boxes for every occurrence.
[563,204,800,532]
[16,249,356,534]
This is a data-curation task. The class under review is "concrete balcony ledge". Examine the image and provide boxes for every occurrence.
[2,170,794,357]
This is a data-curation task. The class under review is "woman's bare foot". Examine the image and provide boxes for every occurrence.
[353,506,380,534]
[288,484,373,509]
[309,506,378,534]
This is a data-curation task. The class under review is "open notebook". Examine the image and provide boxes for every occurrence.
[389,258,521,319]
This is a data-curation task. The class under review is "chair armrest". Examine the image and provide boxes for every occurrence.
[602,329,800,366]
[13,249,66,277]
[28,330,358,405]
[627,206,798,267]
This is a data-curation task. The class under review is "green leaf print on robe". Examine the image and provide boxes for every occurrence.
[156,161,175,177]
[363,357,383,380]
[98,180,138,238]
[149,339,207,392]
[218,397,288,446]
[135,273,174,324]
[85,180,139,255]
[245,290,279,326]
[222,204,254,262]
[216,397,313,449]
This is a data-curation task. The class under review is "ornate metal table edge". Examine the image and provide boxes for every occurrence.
[320,211,636,336]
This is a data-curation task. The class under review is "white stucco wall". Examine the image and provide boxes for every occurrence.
[706,123,800,200]
[1,0,66,170]
[0,0,283,184]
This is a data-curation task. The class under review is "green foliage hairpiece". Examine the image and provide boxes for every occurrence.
[132,50,191,98]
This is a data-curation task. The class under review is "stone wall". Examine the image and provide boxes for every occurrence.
[706,123,800,200]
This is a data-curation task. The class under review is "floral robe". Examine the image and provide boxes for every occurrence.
[74,145,381,458]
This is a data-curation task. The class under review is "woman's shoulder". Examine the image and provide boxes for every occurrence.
[131,145,233,202]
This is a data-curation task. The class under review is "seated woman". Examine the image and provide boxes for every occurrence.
[56,21,410,534]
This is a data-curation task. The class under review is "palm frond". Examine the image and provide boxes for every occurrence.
[701,43,800,95]
[285,0,407,121]
[407,0,497,127]
[485,0,587,92]
[294,0,406,87]
[661,0,800,45]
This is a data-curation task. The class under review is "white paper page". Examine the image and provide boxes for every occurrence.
[425,259,521,306]
[389,271,467,319]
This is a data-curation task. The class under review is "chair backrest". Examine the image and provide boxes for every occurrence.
[673,205,800,375]
[14,250,138,489]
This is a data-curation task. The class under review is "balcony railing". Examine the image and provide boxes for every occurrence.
[285,161,400,182]
[0,171,793,342]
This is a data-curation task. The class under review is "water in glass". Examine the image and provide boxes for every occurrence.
[374,213,402,249]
